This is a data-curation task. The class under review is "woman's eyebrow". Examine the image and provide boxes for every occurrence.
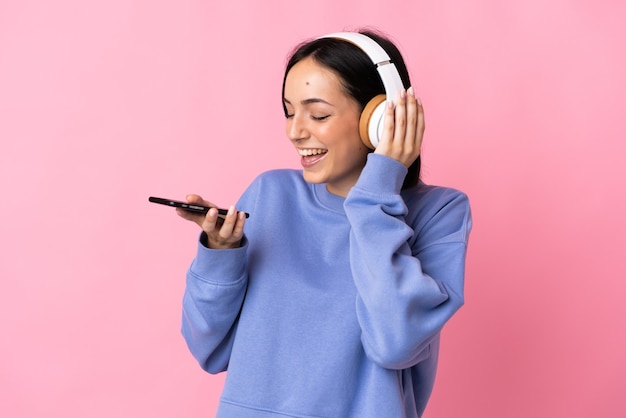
[283,97,333,106]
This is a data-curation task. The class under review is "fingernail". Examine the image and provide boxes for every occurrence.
[408,87,415,96]
[417,97,422,106]
[387,100,394,108]
[228,205,235,216]
[400,89,406,99]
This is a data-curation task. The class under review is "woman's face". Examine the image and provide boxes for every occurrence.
[283,57,369,197]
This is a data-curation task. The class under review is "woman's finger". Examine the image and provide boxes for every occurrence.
[232,211,247,240]
[201,207,221,235]
[381,97,396,146]
[404,87,418,153]
[415,96,425,151]
[217,206,239,239]
[187,194,217,208]
[393,89,407,145]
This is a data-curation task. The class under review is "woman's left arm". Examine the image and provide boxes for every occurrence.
[344,155,472,370]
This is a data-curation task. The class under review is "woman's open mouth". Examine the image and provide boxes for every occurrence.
[298,148,328,168]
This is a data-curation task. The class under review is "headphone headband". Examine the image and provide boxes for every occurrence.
[319,32,393,65]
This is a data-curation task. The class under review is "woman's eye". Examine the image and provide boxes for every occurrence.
[285,113,294,119]
[312,115,330,121]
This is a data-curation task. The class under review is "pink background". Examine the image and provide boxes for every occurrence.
[1,0,625,417]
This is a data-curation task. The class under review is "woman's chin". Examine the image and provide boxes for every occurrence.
[302,171,325,185]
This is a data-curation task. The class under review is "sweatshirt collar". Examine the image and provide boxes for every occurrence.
[313,182,346,214]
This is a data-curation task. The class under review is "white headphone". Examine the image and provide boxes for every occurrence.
[318,32,405,149]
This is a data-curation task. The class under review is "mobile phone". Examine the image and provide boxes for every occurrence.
[148,196,250,218]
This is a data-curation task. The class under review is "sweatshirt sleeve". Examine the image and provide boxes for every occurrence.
[181,238,248,374]
[344,153,472,370]
[181,175,263,374]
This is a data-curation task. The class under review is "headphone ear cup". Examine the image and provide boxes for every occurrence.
[359,94,386,149]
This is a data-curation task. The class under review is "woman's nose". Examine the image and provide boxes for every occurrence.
[286,114,309,142]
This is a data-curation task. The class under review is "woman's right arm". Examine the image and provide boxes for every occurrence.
[181,238,249,374]
[177,194,250,373]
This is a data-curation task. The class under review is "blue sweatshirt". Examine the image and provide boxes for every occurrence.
[182,154,472,417]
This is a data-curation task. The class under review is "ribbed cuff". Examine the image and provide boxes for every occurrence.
[353,153,407,195]
[189,233,248,284]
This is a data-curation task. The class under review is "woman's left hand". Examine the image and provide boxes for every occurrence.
[374,87,424,168]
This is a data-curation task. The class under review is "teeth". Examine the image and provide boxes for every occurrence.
[298,149,327,156]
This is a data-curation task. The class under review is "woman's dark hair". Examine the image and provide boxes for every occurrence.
[282,29,420,189]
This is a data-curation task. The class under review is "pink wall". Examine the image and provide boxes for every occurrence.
[1,1,624,417]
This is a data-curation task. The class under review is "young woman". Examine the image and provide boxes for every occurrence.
[176,29,472,418]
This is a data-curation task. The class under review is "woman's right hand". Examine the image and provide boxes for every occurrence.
[176,194,246,249]
[374,87,424,168]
